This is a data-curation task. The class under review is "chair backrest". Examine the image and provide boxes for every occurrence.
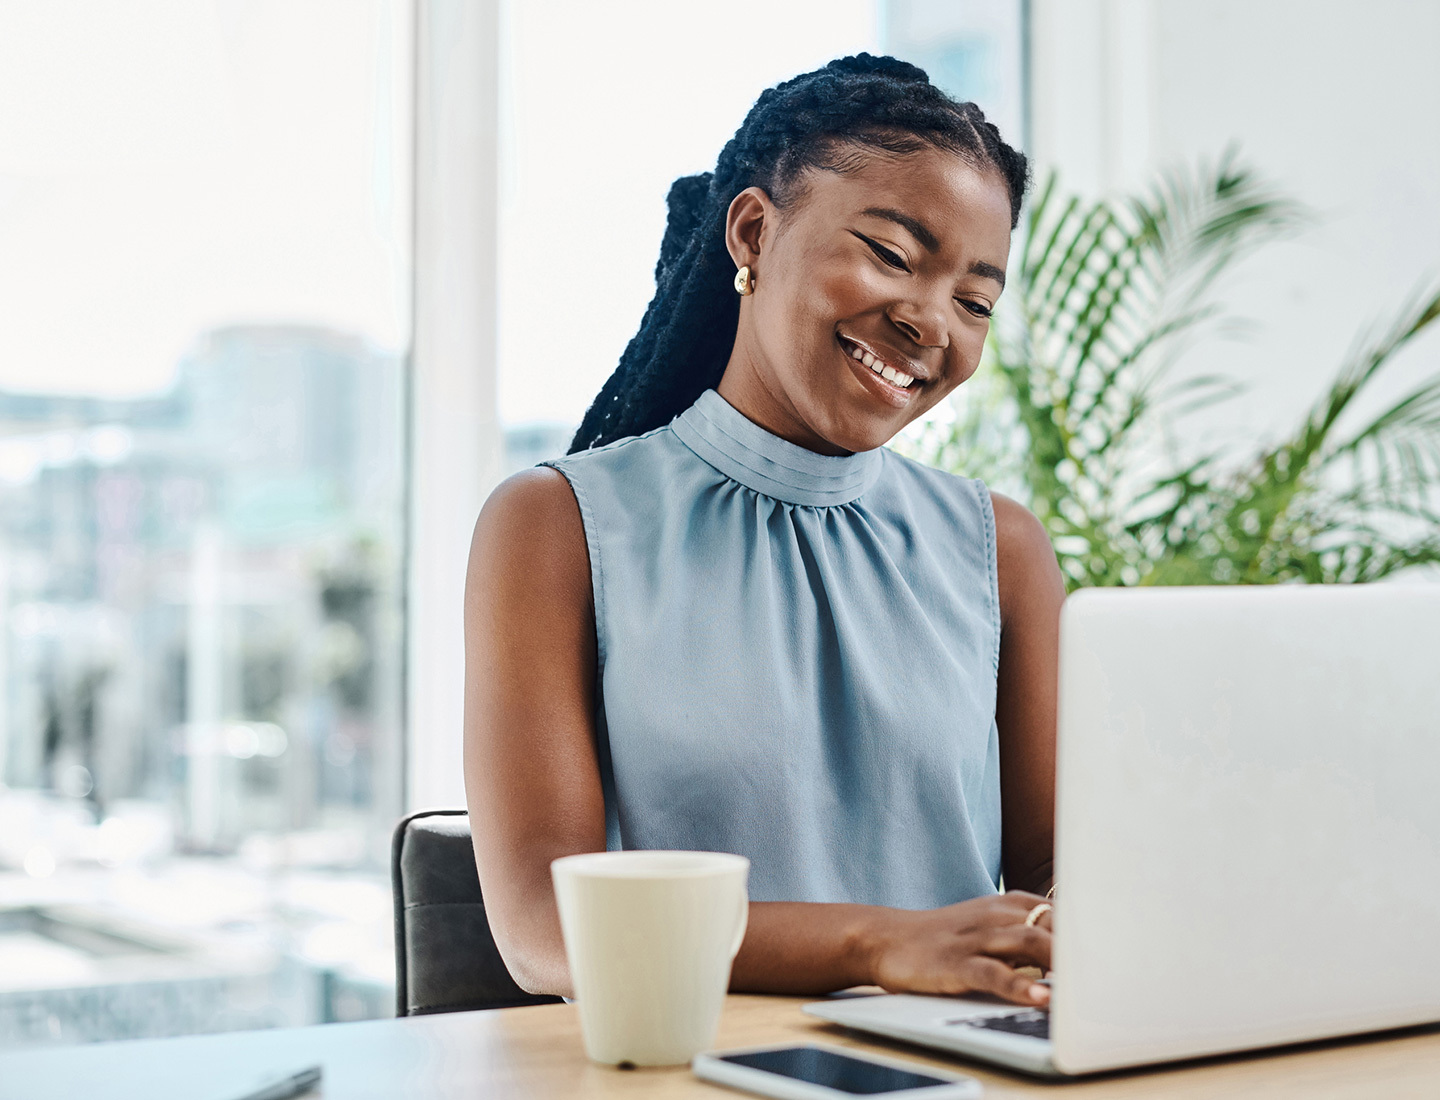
[390,808,562,1015]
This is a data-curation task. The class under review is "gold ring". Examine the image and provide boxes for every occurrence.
[1024,902,1053,928]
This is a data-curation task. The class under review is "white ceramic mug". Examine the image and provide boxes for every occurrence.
[551,850,750,1066]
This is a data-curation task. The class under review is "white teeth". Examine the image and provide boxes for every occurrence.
[844,338,919,389]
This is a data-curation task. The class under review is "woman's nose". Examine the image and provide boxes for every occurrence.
[887,297,949,349]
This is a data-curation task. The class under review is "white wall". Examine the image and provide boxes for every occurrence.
[1030,0,1440,453]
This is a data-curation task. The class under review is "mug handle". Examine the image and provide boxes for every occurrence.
[729,890,749,959]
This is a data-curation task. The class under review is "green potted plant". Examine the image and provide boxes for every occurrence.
[903,154,1440,588]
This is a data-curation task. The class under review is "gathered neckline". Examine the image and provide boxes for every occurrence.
[669,389,883,507]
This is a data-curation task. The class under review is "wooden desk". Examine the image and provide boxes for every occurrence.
[2,994,1438,1099]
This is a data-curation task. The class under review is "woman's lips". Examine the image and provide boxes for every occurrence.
[838,335,918,387]
[838,334,919,407]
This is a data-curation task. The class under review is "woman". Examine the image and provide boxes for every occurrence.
[464,55,1064,1007]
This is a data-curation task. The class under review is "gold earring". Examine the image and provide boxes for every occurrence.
[734,265,755,296]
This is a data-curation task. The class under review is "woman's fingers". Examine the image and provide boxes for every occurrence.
[978,924,1052,971]
[1001,890,1047,908]
[959,955,1051,1006]
[872,895,1057,1000]
[967,891,1045,926]
[995,891,1053,931]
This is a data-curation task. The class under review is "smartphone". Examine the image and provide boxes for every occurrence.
[692,1043,982,1099]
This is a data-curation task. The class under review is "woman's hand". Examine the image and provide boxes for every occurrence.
[864,891,1054,1006]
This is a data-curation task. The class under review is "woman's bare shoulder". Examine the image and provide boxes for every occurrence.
[478,466,582,532]
[989,492,1064,623]
[469,467,591,609]
[989,492,1050,559]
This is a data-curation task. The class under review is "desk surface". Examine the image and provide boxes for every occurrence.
[3,994,1439,1100]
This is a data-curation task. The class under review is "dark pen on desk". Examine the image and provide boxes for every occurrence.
[227,1065,322,1100]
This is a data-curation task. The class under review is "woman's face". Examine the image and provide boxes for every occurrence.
[719,145,1013,455]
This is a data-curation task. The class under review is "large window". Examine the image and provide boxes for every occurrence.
[0,0,1030,1051]
[0,1,410,1046]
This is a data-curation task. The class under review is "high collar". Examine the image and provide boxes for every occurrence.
[670,389,883,507]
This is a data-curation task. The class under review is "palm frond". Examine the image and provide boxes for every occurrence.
[1320,284,1440,504]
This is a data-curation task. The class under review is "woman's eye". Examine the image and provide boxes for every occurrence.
[958,299,993,319]
[856,233,910,272]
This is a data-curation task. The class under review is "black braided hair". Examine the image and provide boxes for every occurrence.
[569,53,1029,453]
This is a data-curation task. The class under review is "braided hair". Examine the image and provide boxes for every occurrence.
[569,53,1029,453]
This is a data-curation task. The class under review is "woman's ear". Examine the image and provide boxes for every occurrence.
[725,187,773,270]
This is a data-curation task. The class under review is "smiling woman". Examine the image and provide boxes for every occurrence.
[716,147,1014,454]
[463,55,1064,1006]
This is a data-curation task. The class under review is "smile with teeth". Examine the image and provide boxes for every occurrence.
[840,337,917,389]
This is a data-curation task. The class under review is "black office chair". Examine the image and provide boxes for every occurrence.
[390,808,563,1015]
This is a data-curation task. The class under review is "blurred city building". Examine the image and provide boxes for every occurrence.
[0,0,413,1049]
[0,326,404,1047]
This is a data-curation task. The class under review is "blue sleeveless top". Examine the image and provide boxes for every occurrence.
[543,389,1001,909]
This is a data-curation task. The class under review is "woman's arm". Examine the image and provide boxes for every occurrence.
[464,471,1054,1004]
[464,468,605,995]
[991,493,1066,896]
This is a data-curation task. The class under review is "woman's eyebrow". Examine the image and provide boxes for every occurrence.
[969,260,1006,289]
[860,206,1006,288]
[861,206,940,252]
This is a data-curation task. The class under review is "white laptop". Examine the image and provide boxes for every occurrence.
[806,584,1440,1077]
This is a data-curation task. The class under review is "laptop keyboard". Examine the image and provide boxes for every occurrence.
[950,1010,1050,1040]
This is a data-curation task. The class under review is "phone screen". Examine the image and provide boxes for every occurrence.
[719,1046,949,1095]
